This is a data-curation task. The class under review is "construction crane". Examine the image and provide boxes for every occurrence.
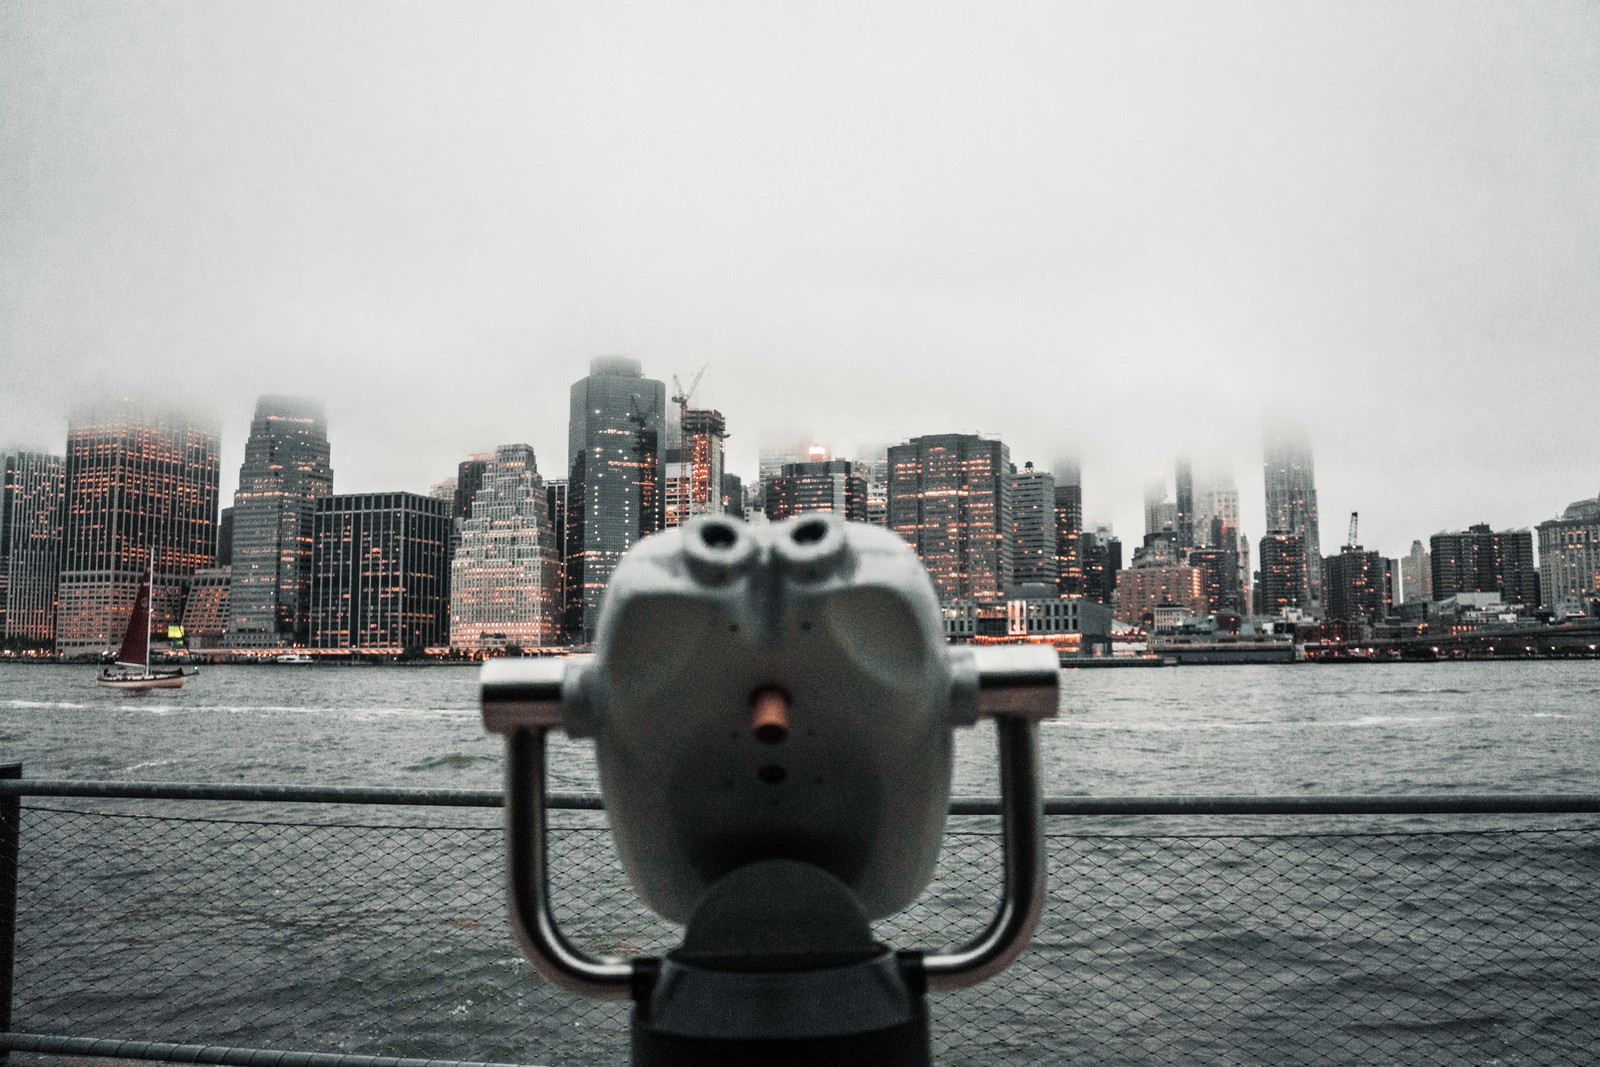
[670,364,708,441]
[1348,511,1359,549]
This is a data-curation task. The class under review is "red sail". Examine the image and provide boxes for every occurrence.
[115,564,153,668]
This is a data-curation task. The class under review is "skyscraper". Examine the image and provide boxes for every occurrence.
[1174,457,1195,550]
[1430,524,1539,607]
[226,396,332,648]
[1256,531,1307,616]
[665,408,727,528]
[1195,475,1241,548]
[1008,462,1058,588]
[57,403,219,657]
[309,492,450,651]
[765,460,867,522]
[1080,526,1121,607]
[450,444,562,651]
[453,455,493,523]
[1,451,65,646]
[566,357,666,640]
[1053,476,1084,597]
[887,433,1012,604]
[721,473,746,520]
[1537,492,1600,614]
[1323,545,1389,624]
[1400,539,1432,603]
[1263,428,1323,605]
[1143,479,1172,542]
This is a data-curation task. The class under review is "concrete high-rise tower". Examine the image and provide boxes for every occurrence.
[1,451,66,646]
[1263,428,1323,605]
[1256,531,1307,616]
[566,357,666,640]
[1008,462,1058,588]
[57,402,220,657]
[226,396,332,647]
[887,433,1012,603]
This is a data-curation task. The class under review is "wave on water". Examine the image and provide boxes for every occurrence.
[6,699,89,710]
[1372,687,1472,697]
[123,758,180,772]
[404,753,493,771]
[1060,718,1276,732]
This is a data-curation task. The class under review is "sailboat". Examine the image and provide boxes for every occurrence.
[96,563,195,690]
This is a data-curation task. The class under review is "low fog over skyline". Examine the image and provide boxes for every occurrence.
[3,2,1596,557]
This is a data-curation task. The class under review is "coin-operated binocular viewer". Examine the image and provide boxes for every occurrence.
[481,513,1057,1066]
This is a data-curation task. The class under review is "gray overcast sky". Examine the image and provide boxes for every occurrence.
[2,1,1596,559]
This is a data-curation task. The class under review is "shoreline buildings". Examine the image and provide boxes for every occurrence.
[225,396,332,648]
[56,403,219,658]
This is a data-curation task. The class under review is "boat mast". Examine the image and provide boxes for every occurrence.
[141,560,152,670]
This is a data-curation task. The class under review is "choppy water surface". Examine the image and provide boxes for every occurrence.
[4,661,1599,1066]
[4,660,1599,795]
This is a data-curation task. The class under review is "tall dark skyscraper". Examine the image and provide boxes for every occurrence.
[1,451,65,646]
[57,403,219,657]
[309,492,450,651]
[1263,428,1323,605]
[1053,479,1084,597]
[453,454,493,524]
[887,433,1012,604]
[226,396,332,648]
[1174,457,1195,551]
[566,357,666,640]
[1079,526,1121,607]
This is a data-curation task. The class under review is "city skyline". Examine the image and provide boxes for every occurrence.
[3,4,1597,559]
[1,384,1592,569]
[8,394,1597,654]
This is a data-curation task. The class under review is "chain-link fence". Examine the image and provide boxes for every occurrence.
[4,786,1599,1066]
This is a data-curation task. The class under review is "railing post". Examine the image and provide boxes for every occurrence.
[0,762,19,1067]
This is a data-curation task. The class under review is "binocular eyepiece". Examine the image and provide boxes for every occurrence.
[482,513,1058,1063]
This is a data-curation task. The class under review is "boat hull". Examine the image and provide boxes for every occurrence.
[97,670,189,690]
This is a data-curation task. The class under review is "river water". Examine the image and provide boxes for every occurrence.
[4,661,1599,1065]
[6,660,1600,795]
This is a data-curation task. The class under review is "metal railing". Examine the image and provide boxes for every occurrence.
[3,773,1598,1067]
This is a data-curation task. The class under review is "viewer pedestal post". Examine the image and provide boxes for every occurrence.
[0,762,20,1067]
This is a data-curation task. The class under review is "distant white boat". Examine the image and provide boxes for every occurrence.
[274,653,314,664]
[97,563,196,691]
